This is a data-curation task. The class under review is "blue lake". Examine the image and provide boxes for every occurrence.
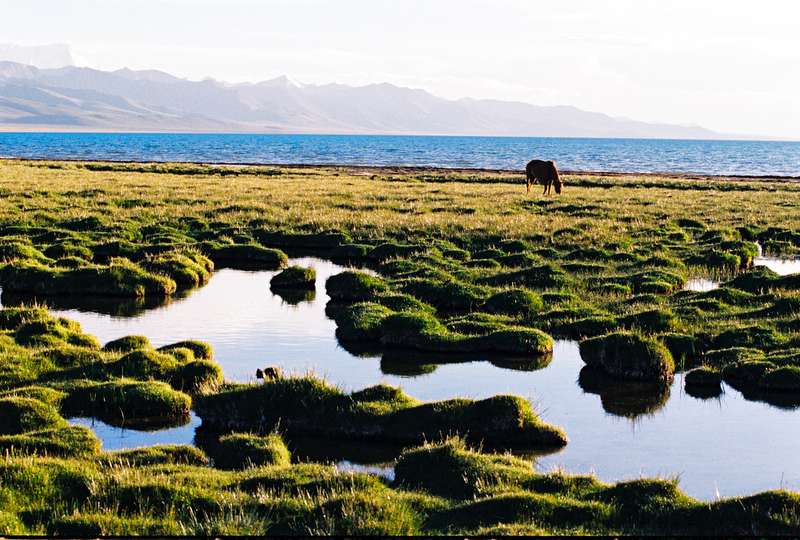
[1,132,800,176]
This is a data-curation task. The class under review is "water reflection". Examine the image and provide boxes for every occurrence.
[577,366,671,418]
[4,258,799,500]
[754,255,800,276]
[69,413,201,451]
[1,291,175,317]
[684,252,800,292]
[271,288,316,306]
[379,349,553,377]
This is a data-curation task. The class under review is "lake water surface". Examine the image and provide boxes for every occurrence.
[5,257,797,501]
[2,133,800,176]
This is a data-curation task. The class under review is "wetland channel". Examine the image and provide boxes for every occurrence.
[3,256,800,500]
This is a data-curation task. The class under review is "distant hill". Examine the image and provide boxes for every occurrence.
[0,60,720,138]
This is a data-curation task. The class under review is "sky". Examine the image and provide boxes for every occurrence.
[1,0,799,139]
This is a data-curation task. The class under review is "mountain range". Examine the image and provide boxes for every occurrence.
[0,56,719,138]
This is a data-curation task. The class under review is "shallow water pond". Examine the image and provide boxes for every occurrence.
[7,258,800,500]
[755,254,800,276]
[684,278,720,292]
[69,413,202,451]
[684,252,800,291]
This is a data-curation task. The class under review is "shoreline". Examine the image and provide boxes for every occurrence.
[2,156,799,182]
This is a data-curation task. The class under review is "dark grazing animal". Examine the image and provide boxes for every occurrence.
[525,159,563,195]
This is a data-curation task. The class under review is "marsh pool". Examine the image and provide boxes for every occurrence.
[4,257,799,501]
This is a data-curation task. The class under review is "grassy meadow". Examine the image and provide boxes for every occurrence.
[0,159,799,534]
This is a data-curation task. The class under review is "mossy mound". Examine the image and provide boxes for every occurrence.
[464,258,501,269]
[15,317,99,349]
[563,316,619,339]
[303,491,421,536]
[579,332,675,383]
[759,366,800,392]
[700,287,759,307]
[326,271,389,302]
[589,477,691,526]
[594,283,632,296]
[727,267,780,293]
[478,264,570,290]
[704,347,765,368]
[0,241,49,263]
[497,253,540,268]
[399,277,487,311]
[722,360,776,387]
[685,366,722,388]
[102,335,151,353]
[43,242,94,261]
[0,259,177,298]
[498,239,531,253]
[99,445,209,466]
[142,250,213,289]
[0,397,65,435]
[270,266,316,289]
[0,385,66,406]
[473,328,553,355]
[101,348,222,392]
[374,293,434,313]
[484,288,544,316]
[40,345,104,369]
[195,375,567,448]
[446,313,510,336]
[427,491,612,533]
[213,433,291,469]
[209,243,288,269]
[0,306,51,330]
[630,269,686,294]
[64,380,192,428]
[379,311,451,349]
[256,230,349,250]
[711,326,785,350]
[682,490,800,536]
[377,310,554,356]
[0,425,100,457]
[47,514,179,537]
[473,247,507,260]
[619,309,677,333]
[158,340,213,360]
[334,302,393,342]
[368,242,425,261]
[109,349,181,380]
[660,333,701,366]
[394,438,537,499]
[172,359,223,393]
[330,243,373,261]
[687,249,741,270]
[54,256,92,269]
